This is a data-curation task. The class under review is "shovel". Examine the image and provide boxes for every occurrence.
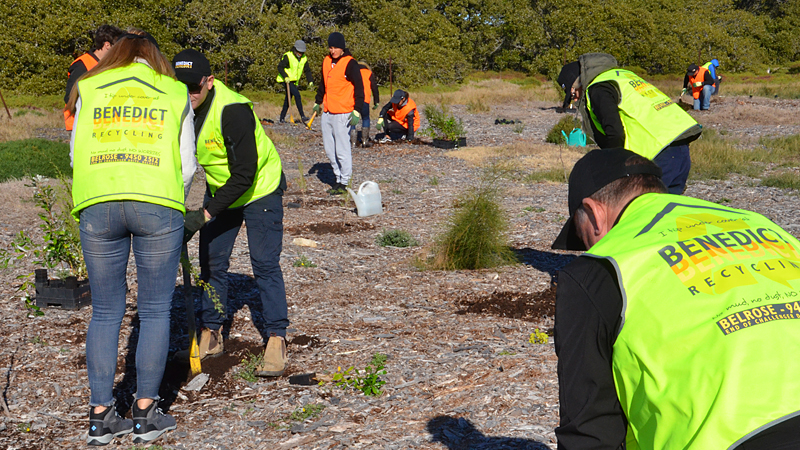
[285,81,296,124]
[305,110,317,130]
[181,244,202,376]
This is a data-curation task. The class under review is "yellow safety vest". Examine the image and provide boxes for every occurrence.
[276,51,308,83]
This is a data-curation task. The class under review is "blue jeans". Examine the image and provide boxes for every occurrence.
[653,144,691,195]
[693,85,713,110]
[199,191,288,338]
[350,103,371,138]
[81,201,183,406]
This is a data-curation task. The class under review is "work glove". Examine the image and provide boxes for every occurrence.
[376,117,384,132]
[349,110,361,127]
[183,209,210,243]
[680,88,688,96]
[372,103,379,110]
[308,82,315,90]
[312,103,321,114]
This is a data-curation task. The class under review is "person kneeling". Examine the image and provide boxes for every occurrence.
[376,90,419,143]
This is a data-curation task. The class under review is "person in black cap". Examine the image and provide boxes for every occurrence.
[375,89,419,143]
[683,63,715,111]
[551,148,800,449]
[556,61,580,112]
[558,53,701,195]
[276,39,314,123]
[313,32,364,195]
[172,49,291,378]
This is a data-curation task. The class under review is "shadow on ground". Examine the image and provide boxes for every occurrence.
[514,247,576,283]
[428,416,551,449]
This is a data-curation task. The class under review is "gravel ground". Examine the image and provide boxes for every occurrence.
[1,95,799,449]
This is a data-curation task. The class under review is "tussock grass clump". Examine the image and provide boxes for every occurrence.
[545,115,582,144]
[761,171,800,190]
[758,134,800,165]
[0,139,71,182]
[375,229,418,248]
[689,130,764,180]
[426,170,518,270]
[524,168,569,184]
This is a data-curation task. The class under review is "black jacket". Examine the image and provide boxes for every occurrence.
[314,50,365,113]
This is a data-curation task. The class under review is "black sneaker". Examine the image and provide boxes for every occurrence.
[327,183,347,195]
[87,405,133,446]
[132,400,176,444]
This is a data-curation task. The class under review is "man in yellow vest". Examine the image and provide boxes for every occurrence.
[173,49,290,377]
[63,24,123,130]
[560,53,702,195]
[313,32,364,195]
[376,89,419,143]
[276,40,313,124]
[551,148,800,449]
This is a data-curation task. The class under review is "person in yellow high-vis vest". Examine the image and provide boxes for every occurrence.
[551,148,800,449]
[63,24,123,130]
[66,28,196,446]
[276,40,314,124]
[172,49,290,378]
[559,53,702,195]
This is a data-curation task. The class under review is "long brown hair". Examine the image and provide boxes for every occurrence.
[65,28,176,114]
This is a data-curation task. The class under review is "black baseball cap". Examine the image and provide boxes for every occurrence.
[173,49,212,85]
[551,148,662,251]
[686,63,699,75]
[557,61,580,90]
[390,89,406,103]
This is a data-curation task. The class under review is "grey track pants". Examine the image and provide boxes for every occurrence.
[321,111,352,185]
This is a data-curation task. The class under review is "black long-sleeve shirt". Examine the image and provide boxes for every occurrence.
[64,53,99,104]
[586,81,626,148]
[365,71,379,106]
[277,52,313,84]
[193,88,258,218]
[314,50,364,113]
[555,250,800,450]
[683,69,715,89]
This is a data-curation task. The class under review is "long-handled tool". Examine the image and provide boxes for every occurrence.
[305,110,317,130]
[181,244,202,376]
[285,81,296,124]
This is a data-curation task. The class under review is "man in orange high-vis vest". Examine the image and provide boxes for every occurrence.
[63,25,123,130]
[351,61,379,147]
[313,32,364,195]
[376,90,420,143]
[683,63,714,111]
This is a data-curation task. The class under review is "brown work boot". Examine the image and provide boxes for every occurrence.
[175,327,223,361]
[255,334,288,377]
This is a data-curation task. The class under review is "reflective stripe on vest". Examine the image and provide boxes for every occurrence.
[322,55,355,114]
[71,63,189,219]
[276,51,307,83]
[64,53,100,131]
[195,80,282,208]
[586,69,698,159]
[689,66,709,99]
[389,98,420,131]
[586,193,800,450]
[360,67,372,104]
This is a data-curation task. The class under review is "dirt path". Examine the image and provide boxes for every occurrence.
[1,96,799,449]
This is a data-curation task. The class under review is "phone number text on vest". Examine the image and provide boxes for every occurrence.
[716,301,800,335]
[89,153,160,166]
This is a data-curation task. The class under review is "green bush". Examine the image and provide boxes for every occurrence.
[429,171,518,270]
[0,139,72,182]
[422,104,466,141]
[375,229,418,248]
[546,115,583,144]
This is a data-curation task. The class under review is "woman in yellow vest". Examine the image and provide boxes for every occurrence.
[552,148,800,449]
[376,89,419,143]
[65,28,196,446]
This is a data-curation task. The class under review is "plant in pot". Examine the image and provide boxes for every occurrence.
[422,104,467,149]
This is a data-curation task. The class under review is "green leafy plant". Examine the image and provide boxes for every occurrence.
[329,353,388,397]
[293,254,317,268]
[236,350,264,383]
[545,115,583,144]
[422,104,466,141]
[29,176,85,279]
[529,328,549,345]
[289,403,326,422]
[182,255,224,316]
[30,336,47,346]
[375,229,419,248]
[429,176,439,186]
[17,422,31,433]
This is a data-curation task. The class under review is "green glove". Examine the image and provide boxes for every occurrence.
[308,82,315,90]
[183,208,210,243]
[680,88,688,96]
[372,103,379,110]
[313,103,321,113]
[349,110,361,126]
[376,117,384,132]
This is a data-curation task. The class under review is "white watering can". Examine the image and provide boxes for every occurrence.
[347,181,383,217]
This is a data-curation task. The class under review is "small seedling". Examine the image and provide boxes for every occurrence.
[296,158,308,192]
[328,352,388,397]
[391,189,403,195]
[375,229,418,248]
[529,328,548,345]
[512,123,525,134]
[30,336,47,346]
[289,403,326,422]
[523,206,545,213]
[429,176,439,186]
[498,350,517,356]
[236,350,264,383]
[293,255,317,268]
[715,198,731,204]
[17,423,31,433]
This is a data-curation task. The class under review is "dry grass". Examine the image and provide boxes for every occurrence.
[0,179,52,229]
[446,141,585,173]
[415,78,560,107]
[0,108,63,142]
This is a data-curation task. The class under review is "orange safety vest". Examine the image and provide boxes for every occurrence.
[360,67,373,105]
[64,53,99,130]
[389,97,420,131]
[322,55,355,114]
[688,66,709,100]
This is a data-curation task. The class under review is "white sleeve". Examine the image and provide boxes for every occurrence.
[69,98,81,168]
[179,96,197,200]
